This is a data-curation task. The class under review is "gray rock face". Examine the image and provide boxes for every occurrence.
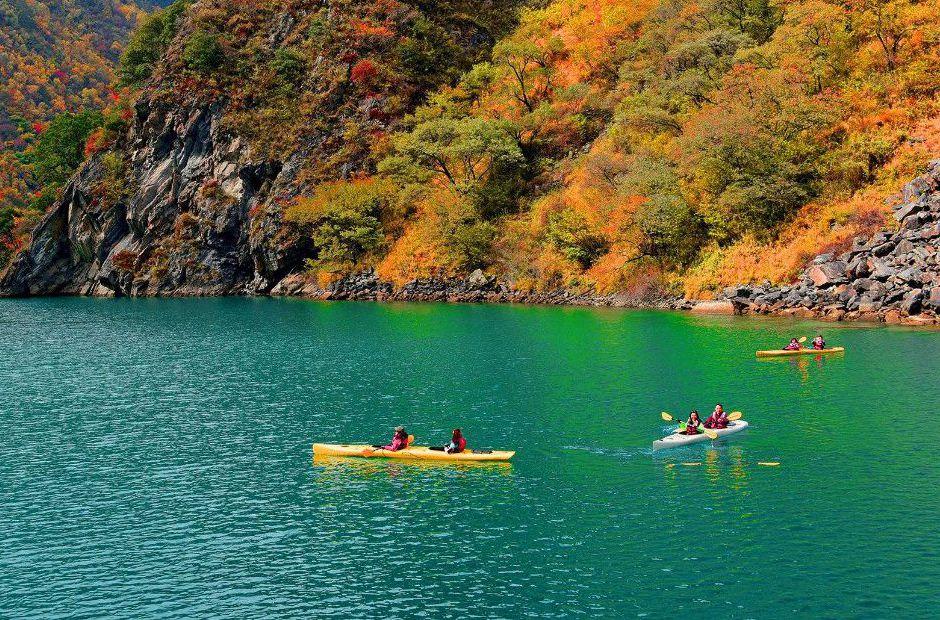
[1,97,299,297]
[719,160,940,325]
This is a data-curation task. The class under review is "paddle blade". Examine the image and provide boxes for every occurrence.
[407,434,415,446]
[728,411,743,421]
[361,448,374,457]
[799,336,808,343]
[661,412,674,422]
[704,429,719,440]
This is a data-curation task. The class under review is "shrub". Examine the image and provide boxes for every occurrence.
[444,219,497,270]
[111,250,138,272]
[183,30,224,73]
[119,0,190,85]
[286,179,389,267]
[27,111,103,187]
[350,59,379,86]
[546,209,608,269]
[271,47,308,86]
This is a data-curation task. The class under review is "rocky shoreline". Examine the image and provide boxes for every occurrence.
[270,269,684,309]
[714,162,940,326]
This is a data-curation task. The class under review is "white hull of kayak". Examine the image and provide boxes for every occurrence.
[652,420,749,450]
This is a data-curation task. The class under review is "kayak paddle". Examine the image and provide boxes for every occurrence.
[728,411,743,421]
[661,411,675,422]
[799,336,808,344]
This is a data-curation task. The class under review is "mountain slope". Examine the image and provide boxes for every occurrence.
[0,0,172,264]
[3,0,939,316]
[1,0,527,295]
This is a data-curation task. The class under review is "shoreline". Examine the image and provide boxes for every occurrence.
[10,268,933,326]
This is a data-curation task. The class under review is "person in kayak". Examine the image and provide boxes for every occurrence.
[377,426,409,451]
[444,428,467,454]
[812,334,826,350]
[682,411,703,435]
[784,338,802,351]
[704,404,728,429]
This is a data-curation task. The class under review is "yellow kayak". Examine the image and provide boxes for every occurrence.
[756,347,844,358]
[313,443,516,462]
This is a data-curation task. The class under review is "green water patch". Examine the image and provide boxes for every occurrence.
[0,298,938,617]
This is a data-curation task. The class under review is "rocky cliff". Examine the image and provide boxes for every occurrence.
[0,0,516,297]
[0,99,297,296]
[717,162,940,326]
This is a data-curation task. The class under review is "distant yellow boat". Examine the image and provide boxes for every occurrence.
[756,347,845,358]
[313,443,516,462]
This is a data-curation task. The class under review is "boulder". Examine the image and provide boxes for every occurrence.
[894,199,925,222]
[468,269,488,287]
[807,261,846,287]
[901,290,923,315]
[691,300,736,315]
[857,295,881,313]
[867,258,896,281]
[895,238,915,256]
[871,241,896,257]
[927,287,940,311]
[897,267,924,286]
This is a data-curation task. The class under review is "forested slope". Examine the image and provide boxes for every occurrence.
[3,0,939,308]
[0,0,171,263]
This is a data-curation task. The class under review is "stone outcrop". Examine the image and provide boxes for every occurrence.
[716,161,940,326]
[0,98,301,298]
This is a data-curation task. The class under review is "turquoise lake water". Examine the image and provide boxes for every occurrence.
[1,298,939,618]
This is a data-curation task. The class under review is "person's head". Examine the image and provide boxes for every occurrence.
[790,338,799,343]
[395,426,406,437]
[815,334,822,339]
[715,403,723,413]
[452,428,463,441]
[689,410,700,422]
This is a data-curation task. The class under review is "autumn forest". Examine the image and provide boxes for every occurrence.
[2,0,939,298]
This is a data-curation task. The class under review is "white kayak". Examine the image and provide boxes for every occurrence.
[652,420,749,450]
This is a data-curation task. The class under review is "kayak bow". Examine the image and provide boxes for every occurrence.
[313,443,515,462]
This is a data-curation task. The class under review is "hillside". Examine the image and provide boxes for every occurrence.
[3,0,939,317]
[0,0,171,263]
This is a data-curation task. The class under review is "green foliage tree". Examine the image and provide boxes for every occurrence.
[27,111,103,188]
[380,115,525,215]
[119,0,190,85]
[546,209,609,269]
[270,47,308,87]
[182,29,224,73]
[286,180,388,267]
[618,157,706,266]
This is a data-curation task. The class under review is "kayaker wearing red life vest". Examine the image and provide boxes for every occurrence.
[380,426,409,451]
[784,338,802,351]
[704,404,728,429]
[445,428,467,454]
[683,411,703,435]
[812,334,826,350]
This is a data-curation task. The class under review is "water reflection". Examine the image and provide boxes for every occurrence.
[313,454,513,477]
[757,352,843,382]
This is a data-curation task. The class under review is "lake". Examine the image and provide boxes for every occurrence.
[1,298,938,618]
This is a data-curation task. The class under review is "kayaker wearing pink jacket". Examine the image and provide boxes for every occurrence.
[380,426,409,451]
[784,338,801,351]
[704,404,728,429]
